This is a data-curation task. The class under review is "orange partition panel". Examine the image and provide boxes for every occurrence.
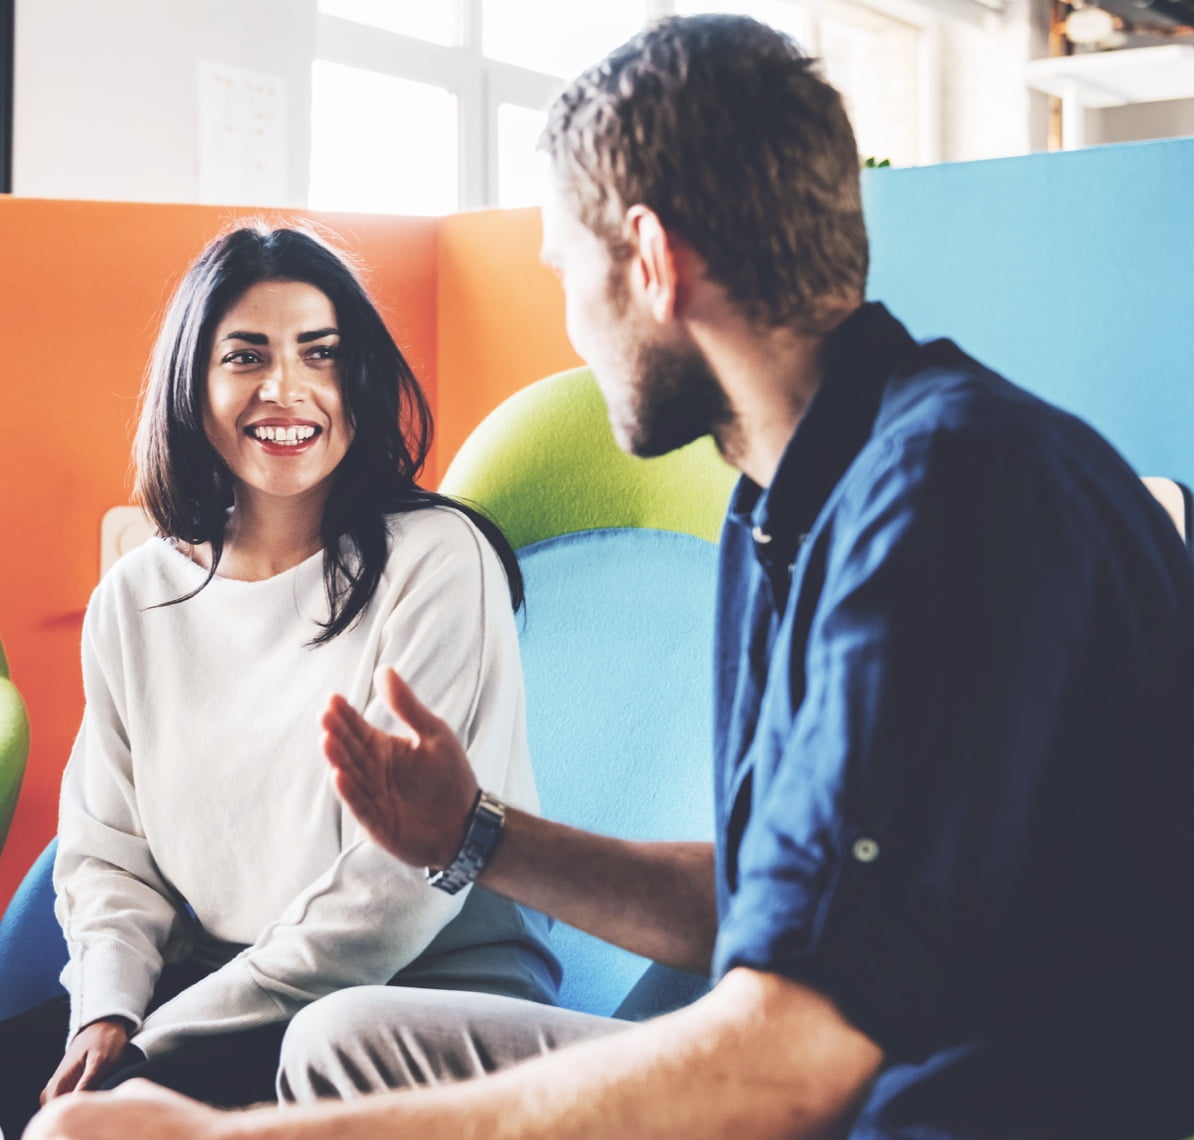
[435,207,581,470]
[0,198,438,908]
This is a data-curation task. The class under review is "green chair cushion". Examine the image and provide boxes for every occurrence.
[0,639,31,855]
[439,367,738,549]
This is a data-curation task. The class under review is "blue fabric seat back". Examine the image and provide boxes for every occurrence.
[0,838,67,1019]
[518,529,717,1017]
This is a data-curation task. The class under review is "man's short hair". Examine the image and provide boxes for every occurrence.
[541,14,869,329]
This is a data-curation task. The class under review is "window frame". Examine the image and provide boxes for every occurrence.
[312,0,944,210]
[1,0,13,194]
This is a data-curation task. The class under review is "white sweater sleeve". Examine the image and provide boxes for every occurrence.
[132,513,529,1057]
[55,590,193,1039]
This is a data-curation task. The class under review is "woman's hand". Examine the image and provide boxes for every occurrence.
[41,1016,137,1102]
[322,666,479,870]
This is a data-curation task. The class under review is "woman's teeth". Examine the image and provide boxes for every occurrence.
[249,425,317,444]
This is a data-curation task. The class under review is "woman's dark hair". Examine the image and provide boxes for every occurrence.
[134,222,524,643]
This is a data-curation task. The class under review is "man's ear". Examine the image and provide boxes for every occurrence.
[626,205,678,325]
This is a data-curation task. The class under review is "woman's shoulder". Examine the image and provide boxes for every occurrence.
[84,537,194,635]
[96,536,195,596]
[376,504,512,603]
[382,503,494,560]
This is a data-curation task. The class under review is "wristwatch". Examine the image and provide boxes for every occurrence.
[426,790,507,894]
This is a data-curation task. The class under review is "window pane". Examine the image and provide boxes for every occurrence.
[482,0,648,78]
[318,0,458,46]
[819,1,920,167]
[673,0,813,50]
[309,61,459,215]
[497,103,549,208]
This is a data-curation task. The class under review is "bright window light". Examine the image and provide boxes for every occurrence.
[309,61,459,215]
[482,0,647,78]
[673,0,814,48]
[497,103,549,208]
[819,2,920,167]
[317,0,458,45]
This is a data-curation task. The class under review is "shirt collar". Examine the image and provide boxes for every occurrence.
[728,302,919,566]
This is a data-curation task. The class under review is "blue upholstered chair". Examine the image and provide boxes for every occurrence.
[0,839,63,1018]
[0,640,50,1021]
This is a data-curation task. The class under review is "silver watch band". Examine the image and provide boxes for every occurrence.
[425,790,506,894]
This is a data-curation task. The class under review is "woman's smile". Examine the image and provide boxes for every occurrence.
[244,418,323,453]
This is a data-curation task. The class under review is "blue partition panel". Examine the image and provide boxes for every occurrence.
[865,137,1194,489]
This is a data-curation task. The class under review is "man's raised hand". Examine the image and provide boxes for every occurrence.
[321,667,478,871]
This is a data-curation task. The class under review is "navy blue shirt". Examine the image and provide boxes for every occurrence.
[711,303,1194,1138]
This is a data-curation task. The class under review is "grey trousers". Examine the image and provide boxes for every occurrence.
[277,987,630,1103]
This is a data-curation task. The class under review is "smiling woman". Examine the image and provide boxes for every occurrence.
[0,225,560,1138]
[200,279,355,558]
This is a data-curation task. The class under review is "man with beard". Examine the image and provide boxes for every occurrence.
[27,13,1194,1140]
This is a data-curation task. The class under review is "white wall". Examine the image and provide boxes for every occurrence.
[939,0,1051,161]
[1089,98,1194,147]
[13,0,317,204]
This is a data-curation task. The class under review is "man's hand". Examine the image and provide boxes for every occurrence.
[325,670,717,973]
[27,1080,226,1140]
[322,666,478,871]
[41,1017,137,1103]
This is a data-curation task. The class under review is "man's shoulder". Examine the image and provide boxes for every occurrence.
[876,340,1037,438]
[869,339,1116,481]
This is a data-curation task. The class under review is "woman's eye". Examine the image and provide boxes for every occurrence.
[308,344,340,361]
[221,350,261,366]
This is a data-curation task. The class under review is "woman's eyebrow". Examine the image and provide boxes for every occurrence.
[297,327,340,343]
[221,330,268,345]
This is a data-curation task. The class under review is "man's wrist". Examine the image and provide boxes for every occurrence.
[426,790,507,894]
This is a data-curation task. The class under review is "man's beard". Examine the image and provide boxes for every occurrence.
[618,339,736,460]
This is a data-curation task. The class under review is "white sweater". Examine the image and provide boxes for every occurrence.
[54,507,536,1057]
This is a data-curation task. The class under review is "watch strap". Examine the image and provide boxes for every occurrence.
[426,790,506,895]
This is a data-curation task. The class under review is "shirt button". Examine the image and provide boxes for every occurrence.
[751,525,772,544]
[852,837,880,863]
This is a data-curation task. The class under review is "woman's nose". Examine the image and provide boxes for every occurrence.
[260,357,305,405]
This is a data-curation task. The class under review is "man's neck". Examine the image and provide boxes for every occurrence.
[688,299,862,487]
